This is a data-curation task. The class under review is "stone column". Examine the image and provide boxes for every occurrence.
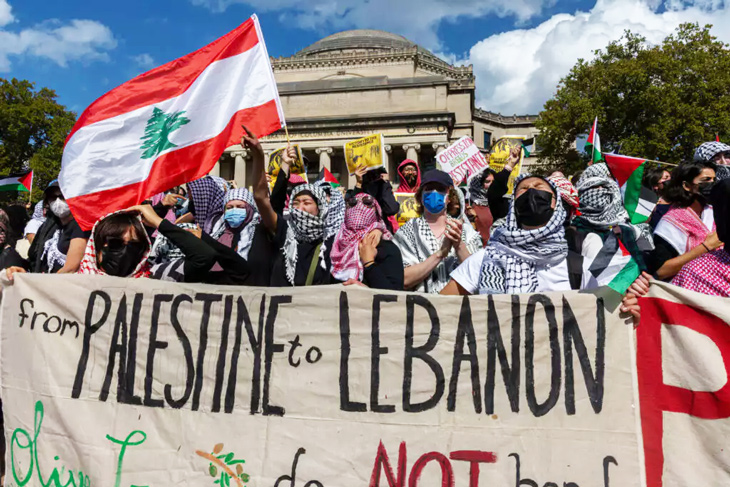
[232,150,248,189]
[402,143,421,164]
[315,147,333,171]
[432,142,448,154]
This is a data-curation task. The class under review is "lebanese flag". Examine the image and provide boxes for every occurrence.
[60,15,285,230]
[585,117,602,164]
[0,171,32,192]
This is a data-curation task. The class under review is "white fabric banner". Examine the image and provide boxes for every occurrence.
[0,275,642,486]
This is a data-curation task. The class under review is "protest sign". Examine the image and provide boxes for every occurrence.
[436,136,489,185]
[0,275,643,486]
[394,192,419,226]
[488,136,525,194]
[344,134,384,175]
[637,282,730,487]
[268,145,305,187]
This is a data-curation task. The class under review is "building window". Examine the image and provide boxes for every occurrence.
[483,131,492,149]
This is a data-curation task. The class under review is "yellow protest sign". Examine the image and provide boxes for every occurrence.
[268,145,305,187]
[344,134,384,175]
[394,192,419,226]
[488,136,525,194]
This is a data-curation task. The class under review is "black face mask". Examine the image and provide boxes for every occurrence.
[100,242,146,277]
[514,188,555,227]
[696,181,715,205]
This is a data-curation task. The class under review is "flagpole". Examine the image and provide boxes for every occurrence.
[644,158,678,167]
[284,124,291,145]
[28,171,33,206]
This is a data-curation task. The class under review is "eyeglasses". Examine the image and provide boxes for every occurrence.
[106,237,146,253]
[346,195,375,207]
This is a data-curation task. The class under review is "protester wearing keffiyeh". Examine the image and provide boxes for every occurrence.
[210,188,261,260]
[283,184,329,285]
[314,180,345,240]
[330,194,391,281]
[187,176,226,234]
[694,141,730,181]
[477,175,568,294]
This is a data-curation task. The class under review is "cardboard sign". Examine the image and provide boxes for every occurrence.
[488,136,525,194]
[344,134,384,176]
[394,192,419,226]
[436,136,489,185]
[0,275,646,486]
[268,145,305,187]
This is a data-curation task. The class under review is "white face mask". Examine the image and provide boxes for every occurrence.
[50,198,71,219]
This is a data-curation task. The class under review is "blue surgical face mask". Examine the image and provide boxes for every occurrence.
[224,208,247,228]
[422,190,447,214]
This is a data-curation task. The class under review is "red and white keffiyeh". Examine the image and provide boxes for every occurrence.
[78,210,152,278]
[330,194,391,281]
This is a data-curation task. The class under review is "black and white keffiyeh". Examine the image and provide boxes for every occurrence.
[574,163,653,249]
[694,141,730,163]
[477,175,568,294]
[41,229,66,271]
[188,176,226,234]
[467,167,491,206]
[314,180,345,239]
[283,184,329,285]
[210,188,261,259]
[393,214,483,293]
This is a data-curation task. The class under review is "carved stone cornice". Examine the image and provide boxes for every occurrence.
[473,107,538,127]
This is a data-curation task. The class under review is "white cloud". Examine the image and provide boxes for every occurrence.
[465,0,730,114]
[190,0,554,49]
[132,53,155,69]
[0,0,14,27]
[0,1,116,72]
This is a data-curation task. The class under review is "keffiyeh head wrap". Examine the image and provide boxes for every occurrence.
[210,188,261,259]
[283,184,329,285]
[573,163,654,250]
[188,176,226,234]
[478,175,568,294]
[547,173,579,210]
[149,223,198,264]
[694,141,730,163]
[467,167,492,206]
[330,194,391,281]
[314,180,345,239]
[78,211,152,278]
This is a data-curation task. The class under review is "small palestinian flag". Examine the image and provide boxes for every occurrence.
[318,167,341,188]
[522,137,535,158]
[603,153,657,224]
[588,232,640,294]
[0,171,32,192]
[585,117,602,164]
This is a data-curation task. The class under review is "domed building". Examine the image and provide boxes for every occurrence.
[217,30,538,189]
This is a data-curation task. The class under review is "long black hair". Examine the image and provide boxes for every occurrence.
[662,161,716,207]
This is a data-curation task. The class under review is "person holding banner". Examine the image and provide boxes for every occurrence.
[352,165,400,233]
[393,170,481,293]
[467,167,497,244]
[486,146,522,221]
[441,175,592,295]
[250,128,338,287]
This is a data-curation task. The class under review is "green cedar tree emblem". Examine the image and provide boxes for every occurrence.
[140,107,191,159]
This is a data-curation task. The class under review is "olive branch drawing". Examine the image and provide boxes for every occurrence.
[196,443,250,487]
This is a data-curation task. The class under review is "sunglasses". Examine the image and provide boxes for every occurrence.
[106,237,146,253]
[346,195,375,208]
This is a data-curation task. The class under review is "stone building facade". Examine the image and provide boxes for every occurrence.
[213,30,539,189]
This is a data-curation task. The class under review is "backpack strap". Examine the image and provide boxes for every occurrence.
[305,242,323,286]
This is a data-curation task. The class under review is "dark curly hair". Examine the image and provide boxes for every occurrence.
[642,166,670,193]
[662,161,716,208]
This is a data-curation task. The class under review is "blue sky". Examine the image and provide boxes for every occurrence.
[2,0,729,116]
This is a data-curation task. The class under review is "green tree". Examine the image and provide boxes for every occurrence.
[0,78,76,203]
[535,23,730,175]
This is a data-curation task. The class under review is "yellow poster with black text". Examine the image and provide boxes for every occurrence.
[344,134,384,175]
[268,145,305,188]
[488,136,525,194]
[394,192,419,226]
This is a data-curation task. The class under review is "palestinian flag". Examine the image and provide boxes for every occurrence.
[318,167,341,188]
[0,171,32,192]
[59,15,285,230]
[585,117,602,163]
[588,232,640,294]
[522,137,535,158]
[603,153,658,224]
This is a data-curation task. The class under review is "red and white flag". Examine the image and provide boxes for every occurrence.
[60,15,284,230]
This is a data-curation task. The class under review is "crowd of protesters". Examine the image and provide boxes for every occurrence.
[2,129,729,319]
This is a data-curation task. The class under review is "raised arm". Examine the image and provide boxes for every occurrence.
[247,125,278,234]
